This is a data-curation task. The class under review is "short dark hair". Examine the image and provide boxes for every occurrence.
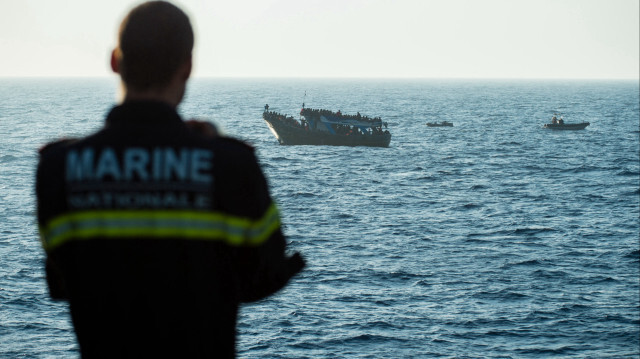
[116,1,194,91]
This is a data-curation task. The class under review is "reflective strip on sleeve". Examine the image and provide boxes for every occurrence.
[39,203,281,251]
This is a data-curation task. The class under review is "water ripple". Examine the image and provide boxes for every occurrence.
[3,79,639,358]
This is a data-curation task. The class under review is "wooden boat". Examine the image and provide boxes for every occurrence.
[426,121,453,127]
[263,107,391,147]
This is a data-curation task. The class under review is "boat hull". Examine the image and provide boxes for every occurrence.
[263,113,391,147]
[543,122,590,130]
[426,122,453,127]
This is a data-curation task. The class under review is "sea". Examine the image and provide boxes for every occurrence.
[1,78,639,358]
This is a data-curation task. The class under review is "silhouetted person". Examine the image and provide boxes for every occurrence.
[35,2,304,358]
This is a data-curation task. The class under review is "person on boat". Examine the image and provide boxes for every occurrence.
[552,115,558,124]
[35,2,304,358]
[264,103,269,111]
[558,117,564,124]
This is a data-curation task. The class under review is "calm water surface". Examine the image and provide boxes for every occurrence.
[1,78,638,358]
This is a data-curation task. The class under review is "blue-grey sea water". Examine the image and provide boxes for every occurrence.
[1,78,639,358]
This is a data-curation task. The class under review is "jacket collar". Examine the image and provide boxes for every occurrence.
[106,101,183,126]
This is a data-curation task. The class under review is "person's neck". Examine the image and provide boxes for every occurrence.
[120,83,185,108]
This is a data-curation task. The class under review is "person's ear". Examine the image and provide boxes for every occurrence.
[110,49,120,74]
[181,55,192,81]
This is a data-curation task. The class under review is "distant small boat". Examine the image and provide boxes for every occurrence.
[543,122,590,130]
[543,114,589,130]
[426,121,453,127]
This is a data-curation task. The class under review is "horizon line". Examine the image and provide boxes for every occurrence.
[1,75,638,81]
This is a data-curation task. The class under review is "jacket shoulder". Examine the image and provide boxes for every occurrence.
[38,138,77,155]
[216,136,255,153]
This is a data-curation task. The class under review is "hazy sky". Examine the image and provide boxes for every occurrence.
[1,0,638,79]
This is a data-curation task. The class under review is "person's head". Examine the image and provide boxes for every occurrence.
[111,1,194,104]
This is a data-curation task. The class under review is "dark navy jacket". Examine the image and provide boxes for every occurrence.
[36,101,304,358]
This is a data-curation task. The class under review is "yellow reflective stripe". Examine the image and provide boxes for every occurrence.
[247,202,280,245]
[39,203,281,251]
